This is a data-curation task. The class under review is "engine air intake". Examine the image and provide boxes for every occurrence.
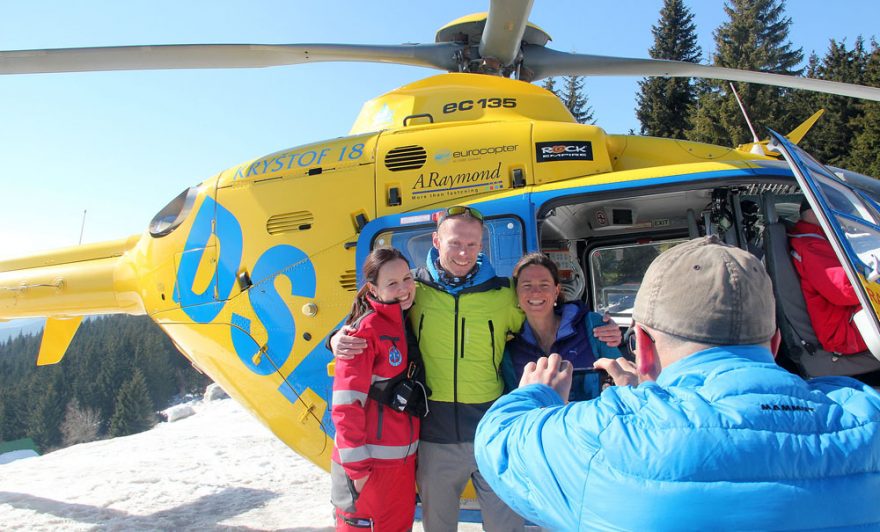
[266,211,314,235]
[384,145,427,171]
[339,270,357,292]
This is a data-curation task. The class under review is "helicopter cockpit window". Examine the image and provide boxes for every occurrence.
[796,146,880,225]
[815,175,879,225]
[372,216,524,277]
[812,174,880,273]
[589,240,687,317]
[149,186,198,238]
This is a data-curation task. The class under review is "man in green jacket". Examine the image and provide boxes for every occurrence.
[333,206,524,531]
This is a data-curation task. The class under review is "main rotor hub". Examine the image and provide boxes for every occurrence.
[435,12,551,79]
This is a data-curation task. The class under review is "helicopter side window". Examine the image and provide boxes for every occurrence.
[589,240,687,321]
[795,156,880,272]
[815,176,880,226]
[149,186,198,238]
[811,178,880,272]
[834,217,880,273]
[797,148,880,225]
[372,216,524,277]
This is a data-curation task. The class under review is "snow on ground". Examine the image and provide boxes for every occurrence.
[0,399,481,531]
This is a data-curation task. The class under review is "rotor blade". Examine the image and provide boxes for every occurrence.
[525,46,880,102]
[0,43,461,75]
[479,0,535,66]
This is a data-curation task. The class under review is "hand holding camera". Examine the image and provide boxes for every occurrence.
[519,354,574,402]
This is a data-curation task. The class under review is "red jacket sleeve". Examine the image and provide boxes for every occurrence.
[331,328,376,479]
[798,238,860,307]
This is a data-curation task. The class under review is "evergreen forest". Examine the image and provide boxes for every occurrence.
[0,316,210,453]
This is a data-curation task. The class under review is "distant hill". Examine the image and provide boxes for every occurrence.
[0,318,44,343]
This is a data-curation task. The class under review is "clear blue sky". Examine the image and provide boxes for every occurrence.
[0,0,877,260]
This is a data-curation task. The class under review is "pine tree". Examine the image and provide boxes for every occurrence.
[541,76,558,96]
[0,393,6,441]
[559,75,595,124]
[134,324,179,408]
[687,0,803,146]
[797,38,868,167]
[26,373,66,451]
[541,75,594,124]
[0,385,29,442]
[109,369,156,437]
[92,318,137,429]
[636,0,702,138]
[784,51,823,136]
[849,40,880,177]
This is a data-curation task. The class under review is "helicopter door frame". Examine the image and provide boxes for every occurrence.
[769,130,880,362]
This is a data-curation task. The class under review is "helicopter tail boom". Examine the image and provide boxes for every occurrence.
[0,235,145,321]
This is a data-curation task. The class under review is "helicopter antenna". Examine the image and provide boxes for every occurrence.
[78,209,87,245]
[729,82,760,144]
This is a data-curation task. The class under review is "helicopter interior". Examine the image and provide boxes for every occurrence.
[537,180,797,318]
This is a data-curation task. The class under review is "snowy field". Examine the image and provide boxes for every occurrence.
[0,398,481,531]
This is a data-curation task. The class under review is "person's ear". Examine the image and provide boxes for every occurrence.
[432,231,440,250]
[635,326,659,381]
[366,282,377,298]
[770,329,782,358]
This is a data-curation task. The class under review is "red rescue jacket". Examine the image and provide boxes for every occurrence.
[331,297,419,480]
[789,220,867,355]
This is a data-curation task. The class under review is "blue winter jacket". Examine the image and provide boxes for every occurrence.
[501,301,621,399]
[474,345,880,531]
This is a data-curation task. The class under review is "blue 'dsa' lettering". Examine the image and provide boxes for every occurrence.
[173,196,243,323]
[174,195,333,431]
[231,245,316,375]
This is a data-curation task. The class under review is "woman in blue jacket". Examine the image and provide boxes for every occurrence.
[502,252,622,401]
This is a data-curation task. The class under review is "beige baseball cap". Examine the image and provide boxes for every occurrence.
[632,235,776,345]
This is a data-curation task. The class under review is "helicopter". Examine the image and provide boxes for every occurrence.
[4,0,880,519]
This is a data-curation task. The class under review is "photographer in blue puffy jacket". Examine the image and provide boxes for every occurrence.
[475,235,880,531]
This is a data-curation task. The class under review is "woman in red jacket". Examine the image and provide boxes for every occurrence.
[331,247,421,531]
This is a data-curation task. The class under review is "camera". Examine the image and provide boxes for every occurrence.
[390,379,417,412]
[569,368,610,401]
[368,360,429,417]
[379,377,427,417]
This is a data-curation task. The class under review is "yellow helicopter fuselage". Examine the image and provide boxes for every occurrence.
[0,73,773,469]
